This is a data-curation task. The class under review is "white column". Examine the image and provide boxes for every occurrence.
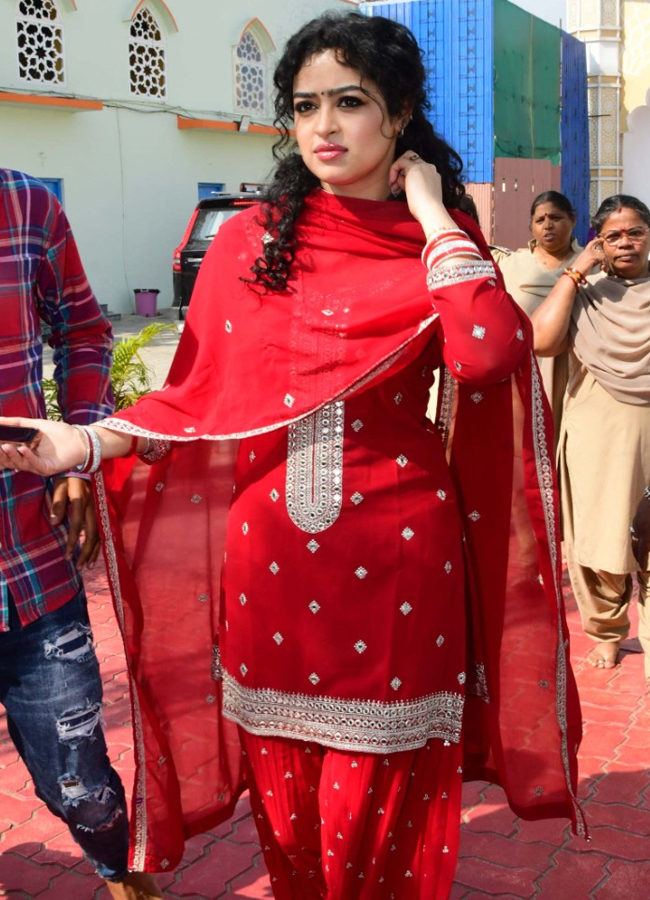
[568,0,622,209]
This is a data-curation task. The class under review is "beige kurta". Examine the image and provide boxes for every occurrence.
[559,354,650,574]
[499,239,582,441]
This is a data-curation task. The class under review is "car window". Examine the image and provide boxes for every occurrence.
[192,208,242,241]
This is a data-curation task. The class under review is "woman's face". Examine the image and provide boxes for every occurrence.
[530,202,575,255]
[598,207,650,279]
[292,50,401,201]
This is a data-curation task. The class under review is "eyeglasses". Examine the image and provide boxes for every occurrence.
[598,227,650,246]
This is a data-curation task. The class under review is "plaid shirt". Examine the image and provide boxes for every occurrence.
[0,169,113,631]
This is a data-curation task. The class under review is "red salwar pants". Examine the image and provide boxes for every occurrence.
[239,729,463,900]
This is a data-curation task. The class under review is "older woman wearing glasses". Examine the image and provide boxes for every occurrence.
[532,194,650,683]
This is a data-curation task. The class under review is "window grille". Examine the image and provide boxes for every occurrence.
[129,7,166,98]
[16,0,65,85]
[235,29,266,115]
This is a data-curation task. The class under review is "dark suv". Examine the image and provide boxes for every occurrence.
[173,191,260,319]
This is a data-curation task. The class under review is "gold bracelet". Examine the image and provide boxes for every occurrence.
[564,266,587,285]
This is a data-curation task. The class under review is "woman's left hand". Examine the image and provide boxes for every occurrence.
[631,494,650,571]
[388,151,452,233]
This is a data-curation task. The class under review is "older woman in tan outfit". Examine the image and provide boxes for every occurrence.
[500,191,583,442]
[532,194,650,681]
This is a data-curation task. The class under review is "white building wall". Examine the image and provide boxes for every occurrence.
[0,0,356,313]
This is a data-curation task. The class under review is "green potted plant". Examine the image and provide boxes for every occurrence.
[43,322,174,418]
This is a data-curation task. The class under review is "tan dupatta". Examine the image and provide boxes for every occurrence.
[570,270,650,405]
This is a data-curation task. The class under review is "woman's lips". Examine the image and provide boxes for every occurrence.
[314,145,346,161]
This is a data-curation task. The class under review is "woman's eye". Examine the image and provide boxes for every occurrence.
[339,96,363,108]
[294,101,315,114]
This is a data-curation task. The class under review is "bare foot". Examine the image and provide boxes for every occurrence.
[587,644,619,669]
[104,873,163,899]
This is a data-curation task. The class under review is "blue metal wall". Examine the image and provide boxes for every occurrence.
[561,32,590,244]
[363,0,494,183]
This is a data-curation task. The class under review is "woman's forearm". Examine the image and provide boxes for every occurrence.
[531,275,576,357]
[92,425,146,460]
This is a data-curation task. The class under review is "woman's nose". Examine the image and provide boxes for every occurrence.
[315,105,337,135]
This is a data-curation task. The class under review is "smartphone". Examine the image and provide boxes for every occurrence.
[0,425,42,450]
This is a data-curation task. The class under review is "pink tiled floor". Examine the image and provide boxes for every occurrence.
[1,564,649,899]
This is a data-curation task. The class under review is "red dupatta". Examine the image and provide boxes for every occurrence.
[94,190,585,871]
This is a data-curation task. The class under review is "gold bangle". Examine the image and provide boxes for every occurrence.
[564,266,587,285]
[561,269,581,291]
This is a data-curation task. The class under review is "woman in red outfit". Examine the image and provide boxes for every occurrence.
[1,12,584,899]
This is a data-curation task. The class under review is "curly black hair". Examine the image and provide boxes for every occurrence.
[246,12,466,292]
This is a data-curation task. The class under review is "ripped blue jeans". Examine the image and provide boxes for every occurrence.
[0,590,129,881]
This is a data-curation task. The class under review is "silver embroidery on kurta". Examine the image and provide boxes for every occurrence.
[221,670,464,751]
[286,401,344,533]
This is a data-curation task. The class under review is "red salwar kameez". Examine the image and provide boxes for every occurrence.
[93,191,585,898]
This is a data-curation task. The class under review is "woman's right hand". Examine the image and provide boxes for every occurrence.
[571,238,605,277]
[0,417,87,477]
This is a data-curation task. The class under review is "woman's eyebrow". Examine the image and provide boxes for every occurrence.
[293,85,364,99]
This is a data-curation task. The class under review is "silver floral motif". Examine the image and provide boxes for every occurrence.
[437,489,447,500]
[307,539,320,553]
[472,324,486,340]
[239,593,247,606]
[211,644,222,681]
[457,672,466,685]
[198,593,209,603]
[390,677,402,691]
[286,402,344,533]
[354,640,367,654]
[399,602,413,616]
[444,561,452,574]
[467,662,490,704]
[436,635,445,647]
[355,566,368,579]
[273,632,284,645]
[350,492,364,505]
[225,320,232,333]
[240,663,248,676]
[284,394,295,408]
[471,392,483,404]
[249,451,256,462]
[401,527,415,541]
[517,328,524,340]
[242,522,249,535]
[394,392,403,405]
[269,561,280,574]
[351,419,364,432]
[468,510,481,521]
[191,494,203,504]
[269,489,279,502]
[309,672,320,685]
[396,455,408,468]
[308,600,321,614]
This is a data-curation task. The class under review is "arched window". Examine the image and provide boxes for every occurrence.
[16,0,65,85]
[234,27,267,116]
[129,6,166,98]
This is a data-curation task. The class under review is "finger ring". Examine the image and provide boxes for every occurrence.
[408,153,419,161]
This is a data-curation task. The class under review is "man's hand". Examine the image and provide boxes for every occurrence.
[631,492,650,571]
[51,476,101,568]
